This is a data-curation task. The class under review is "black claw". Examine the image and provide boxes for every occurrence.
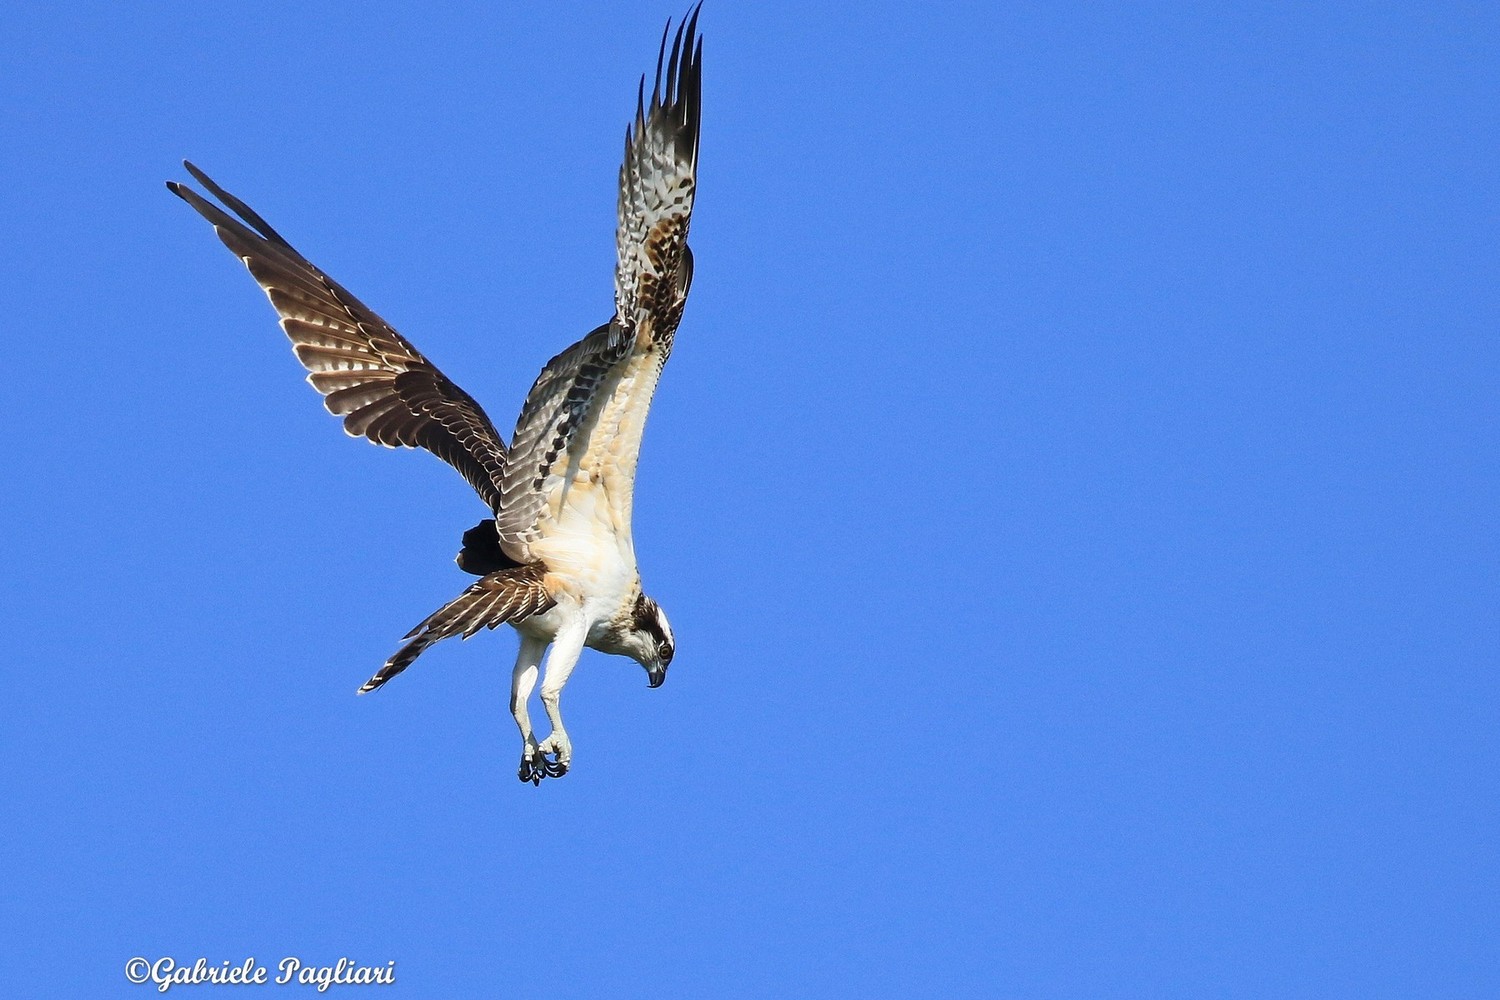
[520,748,570,783]
[529,747,566,779]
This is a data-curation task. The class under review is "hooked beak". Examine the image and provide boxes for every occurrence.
[647,663,667,688]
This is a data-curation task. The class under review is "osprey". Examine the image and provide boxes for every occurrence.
[168,9,701,784]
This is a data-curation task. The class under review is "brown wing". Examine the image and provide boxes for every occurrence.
[494,9,702,559]
[614,6,701,356]
[168,163,510,512]
[358,563,555,693]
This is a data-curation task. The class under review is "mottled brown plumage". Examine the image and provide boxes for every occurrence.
[168,7,701,782]
[360,564,555,693]
[168,164,511,513]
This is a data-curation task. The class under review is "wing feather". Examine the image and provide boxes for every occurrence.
[614,4,701,353]
[495,8,702,559]
[168,163,511,511]
[358,564,555,693]
[495,321,628,552]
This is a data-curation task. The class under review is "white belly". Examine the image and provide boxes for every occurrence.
[516,509,637,648]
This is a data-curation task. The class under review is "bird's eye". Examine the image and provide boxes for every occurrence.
[660,643,674,665]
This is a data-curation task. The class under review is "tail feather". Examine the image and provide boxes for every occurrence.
[358,563,554,694]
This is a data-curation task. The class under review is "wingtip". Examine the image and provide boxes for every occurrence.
[683,3,704,53]
[358,668,391,694]
[653,18,671,107]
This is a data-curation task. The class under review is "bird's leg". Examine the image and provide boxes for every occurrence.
[536,617,587,777]
[512,636,546,784]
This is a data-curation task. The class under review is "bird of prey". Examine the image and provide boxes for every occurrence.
[168,8,701,784]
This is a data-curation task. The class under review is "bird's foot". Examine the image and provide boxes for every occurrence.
[535,733,572,779]
[518,739,547,785]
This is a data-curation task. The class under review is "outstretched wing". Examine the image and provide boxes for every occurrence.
[358,563,555,693]
[493,319,625,553]
[495,9,702,559]
[168,163,511,512]
[615,5,701,354]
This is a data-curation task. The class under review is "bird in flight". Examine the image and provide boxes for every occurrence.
[168,8,702,784]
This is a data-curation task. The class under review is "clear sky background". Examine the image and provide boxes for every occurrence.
[2,2,1495,997]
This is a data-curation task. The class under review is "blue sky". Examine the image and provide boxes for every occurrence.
[3,2,1496,996]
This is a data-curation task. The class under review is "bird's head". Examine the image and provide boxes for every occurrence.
[624,592,675,688]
